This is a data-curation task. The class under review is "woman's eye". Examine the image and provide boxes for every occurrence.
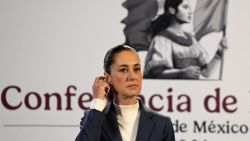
[119,69,128,72]
[182,4,189,9]
[134,67,141,72]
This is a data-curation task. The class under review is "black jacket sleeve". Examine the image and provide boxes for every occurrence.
[75,109,105,141]
[163,117,175,141]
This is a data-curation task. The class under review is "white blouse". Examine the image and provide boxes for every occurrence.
[144,32,209,76]
[90,99,140,141]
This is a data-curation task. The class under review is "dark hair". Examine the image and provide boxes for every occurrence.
[150,0,183,37]
[103,44,136,74]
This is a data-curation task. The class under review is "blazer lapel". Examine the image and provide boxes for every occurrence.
[102,103,122,141]
[135,101,155,141]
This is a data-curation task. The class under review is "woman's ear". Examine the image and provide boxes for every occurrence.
[169,7,176,15]
[104,72,112,84]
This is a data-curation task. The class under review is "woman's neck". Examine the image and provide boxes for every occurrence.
[114,100,139,116]
[114,96,137,105]
[167,20,185,36]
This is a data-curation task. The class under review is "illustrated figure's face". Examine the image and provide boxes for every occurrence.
[176,0,192,23]
[106,50,142,100]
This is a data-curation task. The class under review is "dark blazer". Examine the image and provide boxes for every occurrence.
[75,100,175,141]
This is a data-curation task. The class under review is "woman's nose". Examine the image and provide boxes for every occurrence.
[188,9,192,15]
[128,70,137,80]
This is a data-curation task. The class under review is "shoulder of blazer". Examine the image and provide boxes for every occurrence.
[79,109,106,129]
[138,99,172,122]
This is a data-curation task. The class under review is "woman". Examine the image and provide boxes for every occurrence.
[144,0,226,79]
[75,45,175,141]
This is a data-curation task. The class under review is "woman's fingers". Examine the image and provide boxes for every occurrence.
[220,36,228,49]
[92,76,110,100]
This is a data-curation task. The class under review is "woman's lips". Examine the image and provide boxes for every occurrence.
[127,84,138,88]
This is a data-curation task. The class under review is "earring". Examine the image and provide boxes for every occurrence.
[169,7,176,15]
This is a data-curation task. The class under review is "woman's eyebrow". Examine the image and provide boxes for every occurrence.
[118,64,129,68]
[118,63,141,68]
[134,63,141,67]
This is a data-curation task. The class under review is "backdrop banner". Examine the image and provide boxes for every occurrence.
[1,0,250,141]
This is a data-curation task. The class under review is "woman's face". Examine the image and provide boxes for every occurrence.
[175,0,192,23]
[106,50,142,101]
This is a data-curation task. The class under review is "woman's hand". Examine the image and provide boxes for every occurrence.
[92,76,110,101]
[216,36,228,58]
[182,66,201,79]
[220,36,228,49]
